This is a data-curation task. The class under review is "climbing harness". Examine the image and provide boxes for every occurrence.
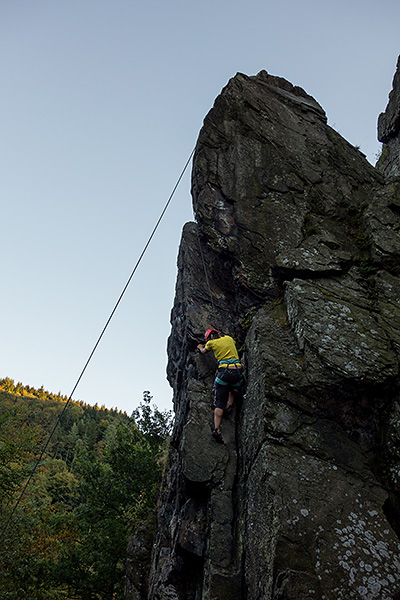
[215,358,245,387]
[218,358,243,369]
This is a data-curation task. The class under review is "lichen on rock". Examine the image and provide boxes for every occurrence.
[143,58,400,600]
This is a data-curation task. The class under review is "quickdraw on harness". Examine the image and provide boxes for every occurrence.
[215,358,245,387]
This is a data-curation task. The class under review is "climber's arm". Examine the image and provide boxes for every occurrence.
[197,344,209,354]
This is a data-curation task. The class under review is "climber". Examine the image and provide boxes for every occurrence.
[197,328,245,444]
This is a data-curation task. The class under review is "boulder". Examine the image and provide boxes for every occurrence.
[146,58,400,600]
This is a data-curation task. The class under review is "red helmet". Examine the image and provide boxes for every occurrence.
[205,328,219,342]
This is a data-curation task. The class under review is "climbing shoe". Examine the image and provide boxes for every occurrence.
[212,429,223,444]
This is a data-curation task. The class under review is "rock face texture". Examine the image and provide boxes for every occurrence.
[147,58,400,600]
[378,55,400,180]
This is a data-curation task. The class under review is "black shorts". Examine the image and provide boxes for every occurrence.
[213,368,244,411]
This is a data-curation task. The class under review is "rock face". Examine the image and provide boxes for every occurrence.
[147,58,400,600]
[378,55,400,180]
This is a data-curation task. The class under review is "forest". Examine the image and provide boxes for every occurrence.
[0,377,173,599]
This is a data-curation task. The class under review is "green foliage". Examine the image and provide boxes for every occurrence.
[0,382,172,600]
[131,390,173,448]
[346,201,371,252]
[0,402,41,503]
[239,307,257,331]
[357,258,378,277]
[376,143,388,168]
[0,379,129,467]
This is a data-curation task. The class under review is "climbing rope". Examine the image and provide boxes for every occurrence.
[1,146,195,538]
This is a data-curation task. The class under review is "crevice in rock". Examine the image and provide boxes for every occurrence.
[383,493,400,540]
[273,264,352,285]
[168,553,205,600]
[389,201,400,217]
[145,57,400,600]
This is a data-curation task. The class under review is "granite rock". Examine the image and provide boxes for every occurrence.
[144,58,400,600]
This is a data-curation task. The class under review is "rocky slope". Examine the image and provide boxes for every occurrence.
[145,58,400,600]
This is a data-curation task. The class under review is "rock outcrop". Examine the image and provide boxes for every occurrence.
[378,55,400,180]
[147,58,400,600]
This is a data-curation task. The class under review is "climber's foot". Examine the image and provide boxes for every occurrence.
[212,429,223,444]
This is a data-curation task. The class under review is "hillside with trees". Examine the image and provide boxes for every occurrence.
[0,378,172,599]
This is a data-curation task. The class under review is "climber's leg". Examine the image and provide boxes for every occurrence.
[214,407,224,432]
[213,381,228,442]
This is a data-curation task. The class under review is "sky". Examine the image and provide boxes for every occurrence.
[1,0,399,415]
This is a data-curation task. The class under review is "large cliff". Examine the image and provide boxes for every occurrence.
[146,58,400,600]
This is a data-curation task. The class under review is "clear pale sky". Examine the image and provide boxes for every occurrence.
[1,0,399,414]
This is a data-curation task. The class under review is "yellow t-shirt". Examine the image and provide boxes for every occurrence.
[205,335,239,363]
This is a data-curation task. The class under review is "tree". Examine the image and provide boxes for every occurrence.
[0,385,171,599]
[0,409,77,600]
[57,418,163,599]
[131,390,173,448]
[0,404,41,512]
